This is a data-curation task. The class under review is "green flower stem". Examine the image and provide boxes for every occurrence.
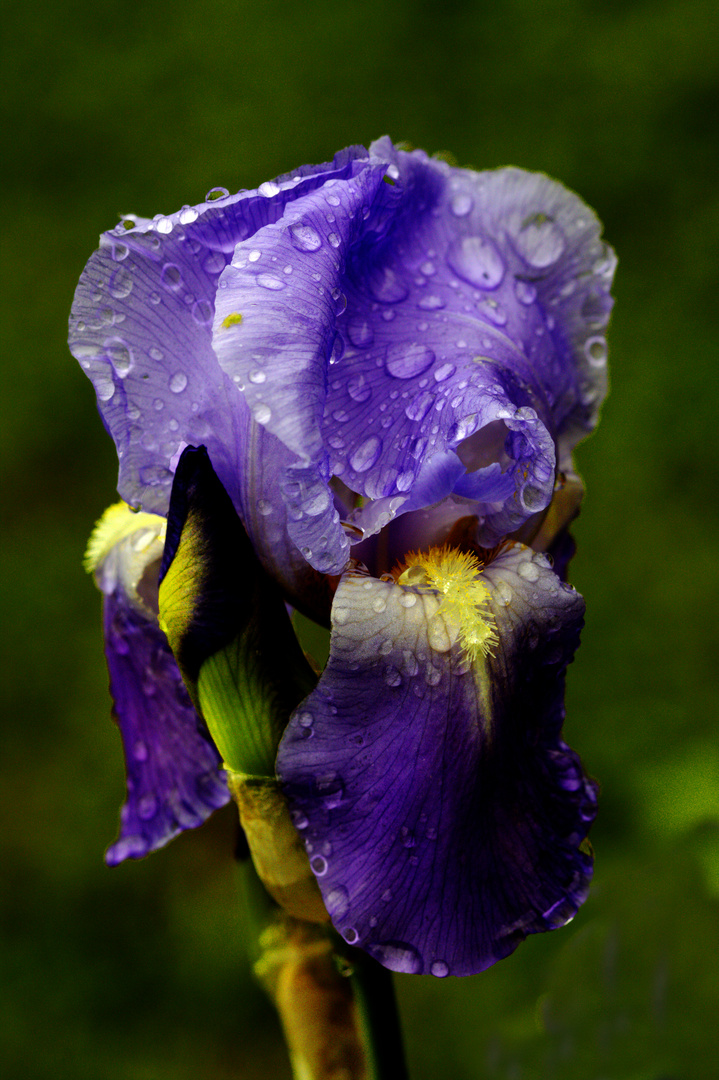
[350,953,410,1080]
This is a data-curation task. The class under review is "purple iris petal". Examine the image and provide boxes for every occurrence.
[68,146,373,527]
[103,589,229,866]
[276,545,596,976]
[71,138,613,597]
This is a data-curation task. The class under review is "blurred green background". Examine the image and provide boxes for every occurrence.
[2,0,718,1076]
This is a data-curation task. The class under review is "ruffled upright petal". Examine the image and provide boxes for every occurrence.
[68,147,373,524]
[86,504,229,864]
[276,544,596,976]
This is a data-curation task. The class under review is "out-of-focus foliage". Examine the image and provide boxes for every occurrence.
[1,1,718,1077]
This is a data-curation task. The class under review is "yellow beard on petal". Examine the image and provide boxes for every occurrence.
[396,545,499,662]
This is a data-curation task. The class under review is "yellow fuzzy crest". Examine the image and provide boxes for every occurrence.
[397,545,498,661]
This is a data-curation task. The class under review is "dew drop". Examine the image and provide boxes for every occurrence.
[252,403,272,425]
[248,368,267,384]
[385,343,435,380]
[493,579,513,606]
[327,232,341,248]
[370,266,409,303]
[366,941,423,974]
[343,927,359,944]
[424,664,442,686]
[349,435,382,473]
[179,206,199,225]
[169,372,188,394]
[417,294,445,310]
[161,263,183,291]
[430,960,450,978]
[326,886,350,920]
[109,268,133,299]
[192,299,213,326]
[518,559,540,582]
[290,223,322,252]
[106,340,132,378]
[297,711,313,728]
[427,616,452,653]
[347,373,372,403]
[133,740,148,760]
[206,186,229,201]
[346,317,374,348]
[257,273,285,291]
[450,192,473,217]
[405,391,434,422]
[258,180,280,197]
[311,855,328,876]
[203,251,227,275]
[447,235,505,290]
[585,336,607,366]
[399,591,417,608]
[511,213,566,268]
[138,794,157,820]
[514,279,537,305]
[291,809,309,830]
[384,665,402,687]
[434,362,456,382]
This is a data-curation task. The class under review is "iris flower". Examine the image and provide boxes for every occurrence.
[71,138,614,977]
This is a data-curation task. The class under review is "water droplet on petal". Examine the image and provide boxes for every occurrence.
[311,855,328,876]
[427,616,452,653]
[206,186,229,201]
[248,368,267,384]
[109,268,133,299]
[258,180,280,197]
[447,235,505,290]
[138,794,157,820]
[257,273,285,291]
[434,362,455,382]
[424,664,442,686]
[385,343,435,380]
[169,372,188,394]
[161,263,183,291]
[290,223,322,252]
[585,336,607,366]
[518,559,540,582]
[133,740,148,761]
[417,294,445,310]
[384,665,402,687]
[370,266,409,303]
[203,251,227,275]
[297,711,314,728]
[514,279,537,305]
[349,435,382,473]
[346,317,374,348]
[366,941,423,974]
[493,580,513,606]
[399,591,417,608]
[343,927,359,944]
[192,299,213,326]
[252,403,272,425]
[326,886,350,920]
[430,960,450,978]
[106,340,132,378]
[512,214,566,268]
[347,373,372,403]
[450,192,473,217]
